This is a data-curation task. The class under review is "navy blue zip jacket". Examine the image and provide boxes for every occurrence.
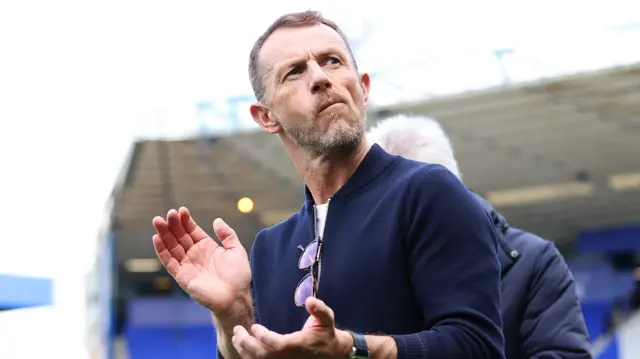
[474,194,591,359]
[249,144,505,359]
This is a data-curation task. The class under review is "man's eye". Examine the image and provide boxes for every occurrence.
[327,57,341,65]
[286,68,302,78]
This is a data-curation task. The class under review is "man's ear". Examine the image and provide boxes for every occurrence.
[250,103,280,134]
[359,72,370,104]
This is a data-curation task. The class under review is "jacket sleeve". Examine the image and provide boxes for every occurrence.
[390,166,505,359]
[519,241,592,359]
[249,234,262,325]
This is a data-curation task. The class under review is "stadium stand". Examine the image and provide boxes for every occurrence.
[592,311,640,359]
[90,61,640,359]
[125,298,217,359]
[571,256,638,341]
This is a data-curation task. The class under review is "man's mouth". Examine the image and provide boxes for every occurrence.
[319,100,345,112]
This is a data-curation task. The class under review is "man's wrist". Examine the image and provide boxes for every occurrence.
[337,329,355,358]
[365,335,397,359]
[213,292,254,332]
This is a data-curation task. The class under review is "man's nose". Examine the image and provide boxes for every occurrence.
[308,63,332,93]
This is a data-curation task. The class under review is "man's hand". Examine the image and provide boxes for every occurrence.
[231,297,353,359]
[152,207,252,317]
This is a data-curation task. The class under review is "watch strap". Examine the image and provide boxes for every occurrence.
[347,331,370,358]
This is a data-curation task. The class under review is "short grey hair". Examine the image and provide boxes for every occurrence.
[367,114,462,180]
[248,10,357,102]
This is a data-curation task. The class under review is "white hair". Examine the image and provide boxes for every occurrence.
[367,114,462,180]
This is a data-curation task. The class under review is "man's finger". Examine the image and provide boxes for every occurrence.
[167,209,194,251]
[152,216,185,262]
[233,325,271,359]
[305,297,335,327]
[213,218,244,250]
[232,340,253,359]
[179,207,211,243]
[252,324,287,352]
[152,234,180,277]
[231,329,255,359]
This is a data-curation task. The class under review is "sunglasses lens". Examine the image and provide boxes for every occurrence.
[298,240,319,269]
[294,274,313,306]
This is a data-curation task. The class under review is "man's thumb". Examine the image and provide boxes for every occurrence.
[213,218,242,249]
[305,297,335,327]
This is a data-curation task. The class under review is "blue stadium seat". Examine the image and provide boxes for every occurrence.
[126,326,217,359]
[125,298,217,359]
[570,260,637,341]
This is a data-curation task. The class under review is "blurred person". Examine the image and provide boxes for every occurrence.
[631,266,640,310]
[368,114,592,359]
[152,10,505,359]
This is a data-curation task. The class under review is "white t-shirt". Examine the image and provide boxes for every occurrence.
[315,203,329,238]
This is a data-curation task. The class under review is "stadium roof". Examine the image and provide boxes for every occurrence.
[361,22,640,108]
[111,135,302,266]
[128,9,640,141]
[111,61,640,270]
[369,62,640,244]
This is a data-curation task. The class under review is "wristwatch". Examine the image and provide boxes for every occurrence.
[347,331,370,358]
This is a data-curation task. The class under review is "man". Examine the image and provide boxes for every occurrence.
[152,11,505,359]
[368,114,592,359]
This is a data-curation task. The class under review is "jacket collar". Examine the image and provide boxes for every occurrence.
[470,192,519,276]
[303,144,396,210]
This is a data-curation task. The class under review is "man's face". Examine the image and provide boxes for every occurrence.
[252,24,370,155]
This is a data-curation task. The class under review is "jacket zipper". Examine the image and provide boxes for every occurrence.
[313,198,331,297]
[313,204,318,240]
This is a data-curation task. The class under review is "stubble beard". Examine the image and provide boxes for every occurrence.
[286,111,365,158]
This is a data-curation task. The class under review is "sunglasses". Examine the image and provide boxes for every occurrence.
[294,236,323,307]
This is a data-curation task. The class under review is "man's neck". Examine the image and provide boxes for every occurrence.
[289,140,371,205]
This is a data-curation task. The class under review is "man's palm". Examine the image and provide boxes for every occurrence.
[152,207,251,315]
